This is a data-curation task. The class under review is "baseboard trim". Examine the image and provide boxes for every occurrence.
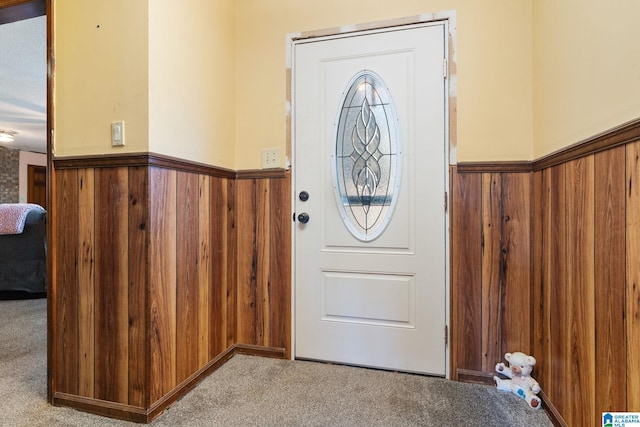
[232,343,288,358]
[538,390,568,427]
[52,344,287,424]
[144,345,238,422]
[52,393,149,423]
[455,368,494,385]
[456,369,565,426]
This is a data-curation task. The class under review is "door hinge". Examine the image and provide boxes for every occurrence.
[444,191,448,213]
[444,325,448,346]
[443,58,448,79]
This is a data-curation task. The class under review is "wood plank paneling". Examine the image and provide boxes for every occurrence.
[77,169,95,398]
[451,129,640,425]
[545,165,567,416]
[94,167,129,404]
[197,175,210,367]
[594,147,626,415]
[627,141,640,411]
[531,170,548,389]
[454,171,533,377]
[255,179,270,346]
[268,173,292,356]
[234,175,291,351]
[57,148,640,426]
[209,177,229,357]
[149,168,177,402]
[55,169,79,395]
[176,172,199,383]
[52,160,292,420]
[50,119,640,423]
[565,158,596,426]
[236,179,258,345]
[500,173,531,355]
[481,174,502,372]
[451,170,483,374]
[226,179,237,349]
[127,166,148,408]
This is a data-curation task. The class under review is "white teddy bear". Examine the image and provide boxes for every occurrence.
[493,351,542,409]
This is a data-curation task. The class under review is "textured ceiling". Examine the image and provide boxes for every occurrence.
[0,15,46,153]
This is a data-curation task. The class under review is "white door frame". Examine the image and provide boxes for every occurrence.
[287,11,457,379]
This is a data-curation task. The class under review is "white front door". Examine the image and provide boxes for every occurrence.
[294,23,448,375]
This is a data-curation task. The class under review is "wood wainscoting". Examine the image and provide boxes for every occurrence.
[50,154,291,422]
[236,173,292,354]
[48,121,640,425]
[452,120,640,427]
[450,168,533,376]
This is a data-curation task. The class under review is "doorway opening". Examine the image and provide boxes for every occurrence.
[0,0,52,400]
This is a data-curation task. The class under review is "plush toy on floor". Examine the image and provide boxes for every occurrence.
[494,351,542,409]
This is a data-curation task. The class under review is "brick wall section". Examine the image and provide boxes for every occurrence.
[0,146,19,203]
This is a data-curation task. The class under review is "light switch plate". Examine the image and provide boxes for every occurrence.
[111,121,125,147]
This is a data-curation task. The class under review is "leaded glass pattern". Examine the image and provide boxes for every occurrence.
[333,71,401,241]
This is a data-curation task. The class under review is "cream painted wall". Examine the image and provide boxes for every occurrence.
[54,1,149,157]
[54,1,534,167]
[148,0,235,169]
[55,0,235,168]
[533,0,640,158]
[53,1,640,167]
[234,0,534,167]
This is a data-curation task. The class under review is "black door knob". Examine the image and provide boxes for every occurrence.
[299,191,309,202]
[297,212,310,224]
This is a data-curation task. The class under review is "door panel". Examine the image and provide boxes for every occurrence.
[323,271,415,327]
[294,23,447,375]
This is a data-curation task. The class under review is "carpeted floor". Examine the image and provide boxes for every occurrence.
[1,298,553,426]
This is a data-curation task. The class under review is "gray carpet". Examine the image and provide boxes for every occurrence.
[1,298,553,426]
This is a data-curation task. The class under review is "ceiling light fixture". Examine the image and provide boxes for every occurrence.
[0,131,16,143]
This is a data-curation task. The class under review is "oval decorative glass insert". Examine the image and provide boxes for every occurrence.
[333,70,402,241]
